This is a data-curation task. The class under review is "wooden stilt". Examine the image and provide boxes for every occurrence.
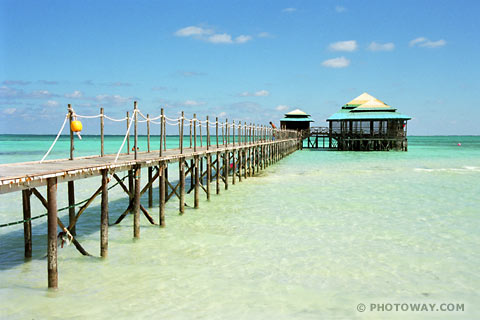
[159,162,166,227]
[22,189,32,259]
[238,149,242,182]
[148,167,153,208]
[224,151,228,190]
[68,180,75,236]
[194,156,200,208]
[232,150,236,185]
[180,159,185,214]
[133,165,141,238]
[47,177,58,289]
[100,169,108,258]
[216,152,220,194]
[206,155,211,200]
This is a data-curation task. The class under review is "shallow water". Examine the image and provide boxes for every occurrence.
[0,136,479,319]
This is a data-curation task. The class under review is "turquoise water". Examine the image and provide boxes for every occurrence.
[0,136,479,319]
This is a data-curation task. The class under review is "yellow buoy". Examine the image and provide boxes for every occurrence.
[71,120,83,132]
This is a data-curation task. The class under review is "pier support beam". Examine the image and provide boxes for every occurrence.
[22,189,32,259]
[148,167,153,208]
[180,159,185,214]
[206,155,211,200]
[47,177,58,289]
[216,152,220,194]
[133,165,141,238]
[68,181,76,236]
[194,156,200,208]
[100,169,109,257]
[238,149,242,182]
[232,150,236,185]
[159,162,166,226]
[224,151,228,190]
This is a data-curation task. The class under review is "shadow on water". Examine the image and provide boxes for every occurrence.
[0,175,194,272]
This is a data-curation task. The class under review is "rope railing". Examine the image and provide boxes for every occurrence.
[39,101,301,162]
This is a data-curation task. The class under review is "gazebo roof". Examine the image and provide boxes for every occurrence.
[343,92,386,108]
[284,109,310,116]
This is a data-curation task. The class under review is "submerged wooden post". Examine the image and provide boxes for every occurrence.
[22,189,32,259]
[47,177,58,289]
[134,101,138,160]
[126,111,130,155]
[68,181,76,236]
[232,150,236,185]
[148,167,153,208]
[159,162,166,227]
[179,159,185,214]
[224,151,228,190]
[133,165,141,238]
[68,104,74,160]
[194,156,200,208]
[238,149,242,182]
[100,169,108,258]
[206,154,211,200]
[216,152,220,194]
[100,107,104,157]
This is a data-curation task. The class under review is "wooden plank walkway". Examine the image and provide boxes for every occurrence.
[0,140,294,194]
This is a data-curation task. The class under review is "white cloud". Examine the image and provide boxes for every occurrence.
[335,6,346,13]
[235,35,252,44]
[174,26,212,37]
[322,56,350,68]
[184,100,206,106]
[2,108,16,114]
[218,111,227,117]
[421,39,446,48]
[95,94,133,106]
[368,41,395,51]
[240,90,270,97]
[409,37,446,48]
[207,33,233,44]
[329,40,357,52]
[282,7,297,13]
[257,32,271,38]
[276,105,289,111]
[2,80,31,86]
[65,90,83,99]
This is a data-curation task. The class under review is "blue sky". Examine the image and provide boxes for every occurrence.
[1,0,479,135]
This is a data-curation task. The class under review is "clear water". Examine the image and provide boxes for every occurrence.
[0,135,479,319]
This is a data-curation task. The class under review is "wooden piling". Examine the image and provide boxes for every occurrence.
[238,149,242,182]
[100,169,108,258]
[134,101,138,160]
[47,177,58,289]
[22,189,32,259]
[160,108,164,157]
[68,104,74,160]
[159,162,166,227]
[126,111,130,155]
[180,159,185,214]
[147,114,151,152]
[133,165,141,238]
[206,155,211,200]
[148,167,153,208]
[224,151,228,190]
[216,152,220,194]
[232,150,236,185]
[194,156,200,208]
[68,180,76,236]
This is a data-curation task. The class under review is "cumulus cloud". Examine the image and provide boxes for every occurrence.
[275,105,289,111]
[335,6,346,13]
[322,56,350,68]
[329,40,357,52]
[175,25,252,44]
[95,94,134,106]
[257,32,271,38]
[368,41,395,51]
[282,7,297,13]
[239,90,270,97]
[65,90,83,99]
[409,37,446,48]
[29,90,55,99]
[43,100,60,107]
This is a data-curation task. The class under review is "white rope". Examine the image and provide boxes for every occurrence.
[165,115,181,122]
[150,120,162,125]
[40,114,69,163]
[114,110,136,163]
[149,115,162,121]
[137,119,149,123]
[165,119,180,126]
[137,110,148,120]
[74,114,102,119]
[104,115,127,122]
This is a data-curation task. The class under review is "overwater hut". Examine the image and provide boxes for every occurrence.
[280,109,314,132]
[326,93,411,151]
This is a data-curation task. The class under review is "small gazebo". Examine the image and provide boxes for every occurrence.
[280,109,314,131]
[326,93,411,151]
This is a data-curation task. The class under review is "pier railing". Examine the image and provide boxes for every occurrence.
[39,101,300,163]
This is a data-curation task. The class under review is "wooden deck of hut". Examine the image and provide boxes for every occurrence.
[0,103,302,289]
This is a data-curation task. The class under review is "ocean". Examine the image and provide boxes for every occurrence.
[0,135,479,319]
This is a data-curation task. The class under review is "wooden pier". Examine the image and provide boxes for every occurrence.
[0,103,301,289]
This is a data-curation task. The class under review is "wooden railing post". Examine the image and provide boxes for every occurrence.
[68,104,74,160]
[100,107,104,157]
[159,108,164,157]
[206,116,210,151]
[147,114,150,153]
[133,101,138,160]
[126,111,130,155]
[193,113,197,152]
[180,111,184,154]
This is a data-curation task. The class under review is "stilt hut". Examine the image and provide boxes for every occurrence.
[327,93,411,151]
[280,109,314,131]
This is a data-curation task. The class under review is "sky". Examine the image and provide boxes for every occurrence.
[1,0,479,135]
